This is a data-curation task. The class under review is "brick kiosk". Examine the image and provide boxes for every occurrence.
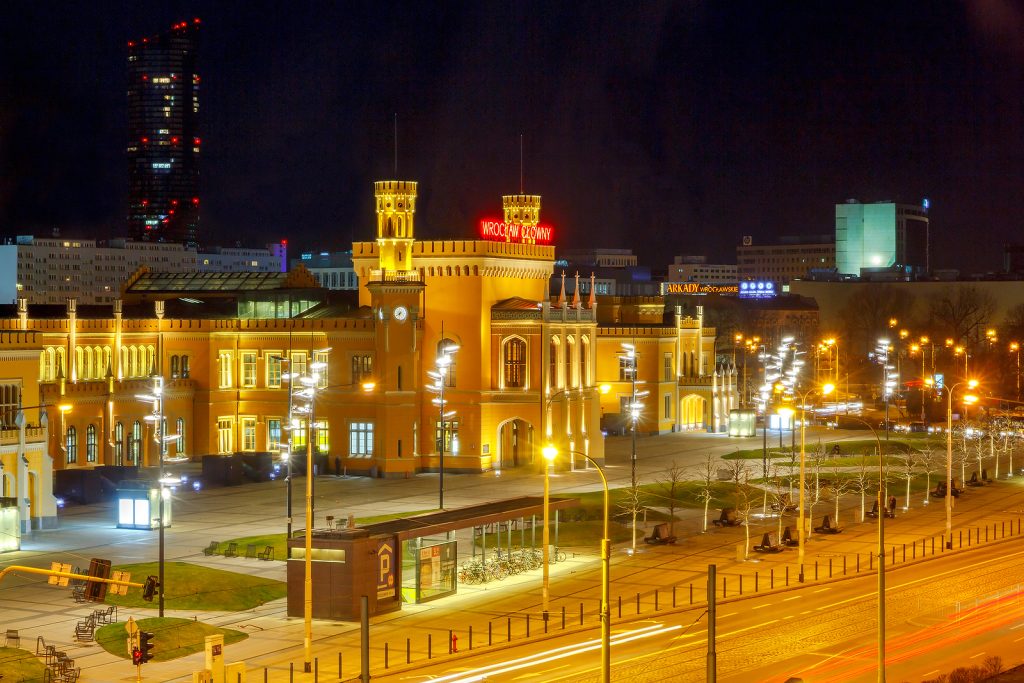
[286,528,400,620]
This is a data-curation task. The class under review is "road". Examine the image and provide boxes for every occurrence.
[378,538,1024,683]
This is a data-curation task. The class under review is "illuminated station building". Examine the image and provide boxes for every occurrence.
[0,181,735,531]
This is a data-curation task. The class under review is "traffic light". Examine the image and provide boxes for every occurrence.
[138,631,155,664]
[142,575,159,602]
[131,646,142,665]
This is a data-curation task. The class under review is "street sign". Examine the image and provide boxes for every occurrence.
[934,373,944,389]
[110,570,132,596]
[47,562,72,586]
[125,616,139,637]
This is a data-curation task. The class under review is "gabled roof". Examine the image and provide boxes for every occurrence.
[492,297,542,311]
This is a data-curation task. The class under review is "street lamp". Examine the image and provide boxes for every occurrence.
[619,343,645,488]
[542,444,610,683]
[1011,342,1020,399]
[428,341,459,510]
[842,415,885,683]
[544,385,610,471]
[156,474,180,618]
[58,404,72,456]
[940,378,978,549]
[783,383,834,584]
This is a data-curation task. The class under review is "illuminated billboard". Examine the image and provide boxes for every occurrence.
[479,219,554,245]
[661,282,739,295]
[739,281,776,298]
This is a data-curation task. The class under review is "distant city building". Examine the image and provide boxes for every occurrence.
[667,255,737,285]
[0,236,281,305]
[834,199,929,277]
[293,251,359,290]
[1004,244,1024,275]
[736,235,835,286]
[559,248,637,268]
[127,19,202,245]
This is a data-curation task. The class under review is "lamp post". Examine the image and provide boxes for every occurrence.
[428,341,459,510]
[58,404,72,456]
[156,474,180,618]
[941,378,978,549]
[784,383,834,584]
[542,444,609,683]
[843,415,885,683]
[1011,342,1020,400]
[620,343,643,488]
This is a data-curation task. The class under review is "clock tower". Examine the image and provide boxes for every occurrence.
[365,180,424,476]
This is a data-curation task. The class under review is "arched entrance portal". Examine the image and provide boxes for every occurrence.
[680,394,707,431]
[496,419,534,469]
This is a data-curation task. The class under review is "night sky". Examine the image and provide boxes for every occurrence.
[2,1,1022,272]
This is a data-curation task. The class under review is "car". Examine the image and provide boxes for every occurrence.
[908,421,927,433]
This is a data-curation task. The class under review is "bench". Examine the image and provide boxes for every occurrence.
[223,542,239,558]
[814,515,842,534]
[967,471,982,487]
[780,526,799,547]
[771,493,796,513]
[930,482,961,499]
[202,541,220,556]
[245,543,260,559]
[37,635,56,658]
[865,500,880,519]
[257,545,275,561]
[94,605,117,625]
[753,532,783,553]
[711,508,743,527]
[71,584,86,603]
[644,523,677,545]
[73,614,95,642]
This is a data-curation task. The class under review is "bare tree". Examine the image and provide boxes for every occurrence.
[850,455,873,521]
[895,450,917,510]
[694,452,718,532]
[656,461,687,538]
[732,464,755,560]
[618,482,645,551]
[928,285,997,346]
[917,445,941,501]
[765,460,789,540]
[839,284,917,357]
[828,464,853,524]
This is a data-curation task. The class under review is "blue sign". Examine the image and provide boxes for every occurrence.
[933,373,944,389]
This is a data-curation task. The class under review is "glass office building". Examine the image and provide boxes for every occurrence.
[835,200,929,276]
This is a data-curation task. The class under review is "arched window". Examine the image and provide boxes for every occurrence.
[181,355,190,378]
[437,338,457,387]
[565,336,575,388]
[176,417,185,455]
[549,337,561,390]
[115,422,124,466]
[170,355,180,379]
[503,338,527,388]
[130,421,142,465]
[75,346,84,380]
[66,426,77,464]
[120,347,129,378]
[103,347,112,378]
[146,346,156,375]
[86,424,97,462]
[56,347,66,379]
[83,346,94,380]
[130,346,139,378]
[580,336,590,387]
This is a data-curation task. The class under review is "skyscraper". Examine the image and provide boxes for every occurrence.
[127,19,201,246]
[835,199,929,277]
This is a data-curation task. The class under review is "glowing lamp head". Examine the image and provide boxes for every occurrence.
[542,444,557,462]
[967,379,979,389]
[777,407,795,418]
[598,384,611,395]
[360,381,376,392]
[821,383,835,396]
[58,404,73,413]
[963,394,979,405]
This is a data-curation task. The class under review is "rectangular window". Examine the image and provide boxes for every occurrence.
[664,394,671,418]
[349,421,374,457]
[240,351,257,388]
[313,351,329,388]
[290,418,307,449]
[664,353,673,381]
[352,354,373,383]
[241,416,256,451]
[619,356,634,382]
[217,418,233,454]
[290,352,307,379]
[218,351,233,388]
[315,420,329,453]
[266,353,283,388]
[435,419,459,453]
[267,418,282,452]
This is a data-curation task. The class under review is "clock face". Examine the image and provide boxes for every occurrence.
[393,306,408,322]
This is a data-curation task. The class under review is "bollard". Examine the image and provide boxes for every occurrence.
[428,633,432,660]
[902,543,905,563]
[385,643,389,669]
[617,595,622,618]
[770,568,774,589]
[451,632,458,654]
[869,552,873,570]
[1002,521,1005,538]
[655,589,659,611]
[289,662,294,683]
[339,652,343,679]
[891,547,895,564]
[690,584,694,604]
[579,603,584,626]
[723,577,727,599]
[562,606,566,630]
[843,556,847,575]
[828,558,832,578]
[985,526,988,542]
[264,667,268,683]
[959,530,963,548]
[932,537,935,554]
[469,625,473,650]
[673,585,677,608]
[755,571,758,593]
[526,615,530,638]
[507,617,512,642]
[785,566,789,586]
[488,622,492,646]
[913,541,916,559]
[407,638,411,664]
[814,561,818,581]
[314,657,318,682]
[544,611,548,634]
[739,575,743,596]
[636,592,640,614]
[449,629,453,654]
[857,554,860,573]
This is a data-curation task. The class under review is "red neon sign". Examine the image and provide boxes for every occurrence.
[479,219,554,245]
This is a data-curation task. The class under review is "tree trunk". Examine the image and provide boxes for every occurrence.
[632,511,637,550]
[703,499,710,532]
[905,477,910,509]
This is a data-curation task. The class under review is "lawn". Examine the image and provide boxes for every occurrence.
[105,561,286,611]
[0,647,47,682]
[96,617,247,662]
[722,438,919,461]
[210,509,436,560]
